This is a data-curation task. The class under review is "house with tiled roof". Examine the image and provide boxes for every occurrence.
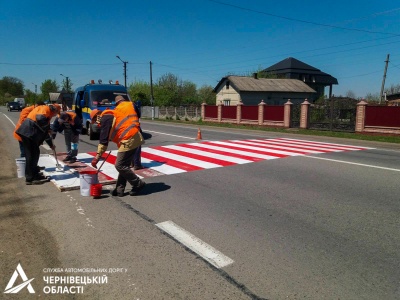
[261,57,338,100]
[213,75,316,106]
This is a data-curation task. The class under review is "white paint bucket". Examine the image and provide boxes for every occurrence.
[16,158,26,178]
[79,170,98,196]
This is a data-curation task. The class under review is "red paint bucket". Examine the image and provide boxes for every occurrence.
[90,183,103,198]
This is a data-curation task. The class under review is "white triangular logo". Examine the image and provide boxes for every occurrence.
[4,263,35,294]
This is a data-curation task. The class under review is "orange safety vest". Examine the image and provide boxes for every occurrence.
[64,111,77,124]
[27,105,53,122]
[13,106,35,141]
[108,102,140,147]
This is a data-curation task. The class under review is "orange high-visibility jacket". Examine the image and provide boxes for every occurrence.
[16,105,55,146]
[13,105,35,141]
[107,101,140,147]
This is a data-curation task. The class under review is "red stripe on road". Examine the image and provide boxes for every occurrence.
[204,141,294,157]
[244,140,336,152]
[176,144,264,162]
[152,146,236,166]
[140,152,203,172]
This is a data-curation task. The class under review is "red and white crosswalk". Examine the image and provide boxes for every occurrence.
[40,138,373,191]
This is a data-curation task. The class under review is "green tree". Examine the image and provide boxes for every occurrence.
[179,81,197,105]
[128,80,151,105]
[40,79,59,101]
[24,89,36,105]
[0,76,24,103]
[197,85,215,105]
[155,73,179,106]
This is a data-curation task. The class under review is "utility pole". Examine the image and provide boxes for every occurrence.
[379,54,390,104]
[116,55,128,87]
[60,74,70,92]
[150,61,154,120]
[32,83,37,104]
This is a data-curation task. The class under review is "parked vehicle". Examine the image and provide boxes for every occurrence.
[8,101,21,111]
[72,80,129,140]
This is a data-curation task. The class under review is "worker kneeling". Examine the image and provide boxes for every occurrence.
[91,95,146,197]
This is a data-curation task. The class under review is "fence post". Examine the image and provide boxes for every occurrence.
[355,100,368,133]
[258,100,265,125]
[284,99,292,128]
[300,99,310,129]
[237,101,243,124]
[218,101,223,122]
[201,102,206,120]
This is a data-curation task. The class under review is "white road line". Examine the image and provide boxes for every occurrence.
[156,220,234,269]
[145,130,196,140]
[145,148,221,168]
[305,156,400,172]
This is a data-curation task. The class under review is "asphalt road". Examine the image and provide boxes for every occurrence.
[1,106,399,299]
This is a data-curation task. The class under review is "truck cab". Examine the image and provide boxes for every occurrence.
[72,80,129,140]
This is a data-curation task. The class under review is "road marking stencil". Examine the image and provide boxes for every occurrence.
[39,138,372,191]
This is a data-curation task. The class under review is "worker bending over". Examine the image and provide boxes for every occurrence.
[16,104,61,185]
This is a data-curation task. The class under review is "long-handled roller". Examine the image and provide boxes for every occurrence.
[52,148,63,171]
[96,151,112,174]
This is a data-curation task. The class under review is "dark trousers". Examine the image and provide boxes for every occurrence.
[115,149,141,193]
[132,146,142,166]
[18,141,25,157]
[21,136,40,182]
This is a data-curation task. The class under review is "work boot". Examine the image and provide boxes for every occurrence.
[26,179,47,185]
[133,165,144,171]
[68,157,77,163]
[34,174,50,181]
[111,189,125,197]
[63,155,72,162]
[129,181,146,196]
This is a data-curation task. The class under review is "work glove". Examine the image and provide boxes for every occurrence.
[91,157,99,169]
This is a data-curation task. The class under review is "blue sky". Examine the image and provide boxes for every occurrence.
[1,0,399,98]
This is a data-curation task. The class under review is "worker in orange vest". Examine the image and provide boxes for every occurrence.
[14,101,45,158]
[91,95,145,196]
[16,104,61,185]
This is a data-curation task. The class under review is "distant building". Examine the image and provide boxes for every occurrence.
[213,74,316,106]
[386,92,400,106]
[261,57,338,100]
[49,90,74,110]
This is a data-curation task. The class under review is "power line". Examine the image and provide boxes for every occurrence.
[208,0,400,37]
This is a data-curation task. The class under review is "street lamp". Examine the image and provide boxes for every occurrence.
[60,74,70,92]
[116,55,128,87]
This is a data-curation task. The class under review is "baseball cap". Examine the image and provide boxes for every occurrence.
[115,95,125,104]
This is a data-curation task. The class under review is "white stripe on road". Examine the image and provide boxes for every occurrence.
[145,130,197,140]
[305,156,400,172]
[156,220,234,269]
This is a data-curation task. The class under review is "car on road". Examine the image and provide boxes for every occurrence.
[7,101,21,111]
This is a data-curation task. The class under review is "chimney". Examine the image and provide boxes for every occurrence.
[253,73,258,79]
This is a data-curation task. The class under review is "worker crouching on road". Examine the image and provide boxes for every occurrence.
[16,104,61,185]
[91,95,146,196]
[51,111,83,163]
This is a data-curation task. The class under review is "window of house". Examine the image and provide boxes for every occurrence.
[225,81,230,89]
[223,99,231,106]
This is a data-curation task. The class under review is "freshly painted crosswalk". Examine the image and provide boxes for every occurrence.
[40,138,373,191]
